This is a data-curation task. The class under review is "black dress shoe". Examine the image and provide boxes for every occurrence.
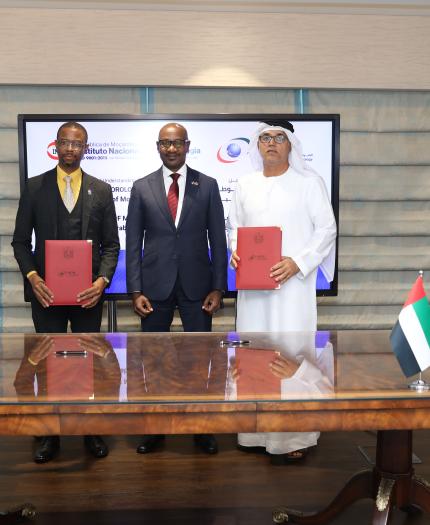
[237,444,267,454]
[194,434,218,454]
[34,436,60,464]
[84,435,109,458]
[136,435,165,454]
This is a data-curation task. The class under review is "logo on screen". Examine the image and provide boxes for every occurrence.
[47,141,58,160]
[217,137,250,163]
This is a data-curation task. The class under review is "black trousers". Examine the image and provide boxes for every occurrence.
[140,278,212,333]
[31,299,104,333]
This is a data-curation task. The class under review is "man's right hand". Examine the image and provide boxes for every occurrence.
[28,335,54,365]
[132,292,153,318]
[28,273,53,308]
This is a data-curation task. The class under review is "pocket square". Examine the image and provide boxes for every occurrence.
[191,180,199,186]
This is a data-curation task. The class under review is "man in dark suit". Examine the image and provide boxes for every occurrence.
[126,122,227,454]
[12,121,120,463]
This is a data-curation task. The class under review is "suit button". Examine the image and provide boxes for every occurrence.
[172,254,177,260]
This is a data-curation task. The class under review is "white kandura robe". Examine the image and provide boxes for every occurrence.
[226,167,337,454]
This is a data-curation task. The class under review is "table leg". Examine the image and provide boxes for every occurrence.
[273,430,430,525]
[409,475,430,513]
[273,469,374,524]
[0,504,36,524]
[373,477,394,525]
[372,503,392,525]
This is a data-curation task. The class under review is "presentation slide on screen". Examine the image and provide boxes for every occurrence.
[23,118,336,295]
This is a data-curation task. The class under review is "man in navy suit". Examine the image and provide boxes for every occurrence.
[126,122,227,454]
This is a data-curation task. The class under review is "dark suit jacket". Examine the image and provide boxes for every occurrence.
[12,168,120,302]
[126,166,227,301]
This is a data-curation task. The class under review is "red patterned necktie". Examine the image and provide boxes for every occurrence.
[167,173,180,221]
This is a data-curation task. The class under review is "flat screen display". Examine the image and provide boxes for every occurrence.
[18,114,339,298]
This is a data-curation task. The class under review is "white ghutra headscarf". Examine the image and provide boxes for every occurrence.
[248,121,336,283]
[249,122,318,177]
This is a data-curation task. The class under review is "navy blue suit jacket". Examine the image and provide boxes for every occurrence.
[125,166,227,301]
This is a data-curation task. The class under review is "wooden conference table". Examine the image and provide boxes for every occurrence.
[1,330,430,524]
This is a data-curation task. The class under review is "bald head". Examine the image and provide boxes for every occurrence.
[157,122,190,172]
[158,123,188,141]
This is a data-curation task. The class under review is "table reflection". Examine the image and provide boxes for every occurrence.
[14,334,121,402]
[12,332,334,404]
[126,334,228,402]
[226,332,334,400]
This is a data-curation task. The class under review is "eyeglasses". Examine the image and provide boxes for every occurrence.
[258,134,288,144]
[57,139,86,150]
[157,139,189,149]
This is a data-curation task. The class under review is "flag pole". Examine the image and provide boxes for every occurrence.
[408,270,430,391]
[408,372,430,391]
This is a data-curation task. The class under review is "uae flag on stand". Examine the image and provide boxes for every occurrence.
[390,274,430,377]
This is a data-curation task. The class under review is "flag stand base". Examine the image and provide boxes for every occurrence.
[408,378,430,391]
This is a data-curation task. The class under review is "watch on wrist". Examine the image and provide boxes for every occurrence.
[99,276,110,285]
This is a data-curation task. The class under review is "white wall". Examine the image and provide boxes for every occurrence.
[0,3,429,89]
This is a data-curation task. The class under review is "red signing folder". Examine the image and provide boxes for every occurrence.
[236,226,282,289]
[235,348,280,399]
[46,336,94,401]
[45,240,92,305]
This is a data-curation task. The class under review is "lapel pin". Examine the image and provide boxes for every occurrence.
[191,180,199,186]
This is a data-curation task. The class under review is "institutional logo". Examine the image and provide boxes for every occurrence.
[63,247,74,259]
[254,232,264,244]
[217,137,250,164]
[47,140,58,160]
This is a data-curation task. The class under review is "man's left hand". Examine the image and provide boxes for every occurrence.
[202,290,223,315]
[270,256,300,285]
[77,277,106,308]
[269,354,299,379]
[78,334,113,357]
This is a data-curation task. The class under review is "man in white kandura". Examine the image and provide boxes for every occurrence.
[227,120,337,464]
